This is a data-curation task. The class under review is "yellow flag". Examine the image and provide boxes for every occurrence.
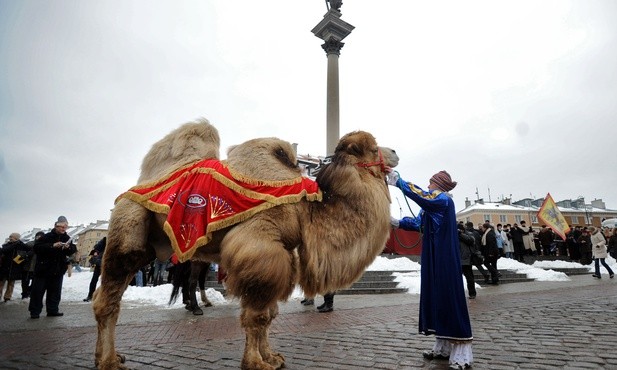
[537,193,571,241]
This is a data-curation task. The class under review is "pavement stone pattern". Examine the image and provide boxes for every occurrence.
[1,274,616,369]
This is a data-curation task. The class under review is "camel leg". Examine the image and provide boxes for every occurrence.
[259,304,284,368]
[240,305,284,370]
[93,201,154,369]
[222,223,296,370]
[93,271,132,370]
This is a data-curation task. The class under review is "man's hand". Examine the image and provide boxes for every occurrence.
[386,171,400,186]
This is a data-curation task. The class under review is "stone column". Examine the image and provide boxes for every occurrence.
[312,8,354,156]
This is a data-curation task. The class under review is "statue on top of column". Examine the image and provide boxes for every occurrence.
[326,0,343,12]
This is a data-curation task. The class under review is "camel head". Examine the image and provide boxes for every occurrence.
[225,137,303,181]
[379,146,399,171]
[316,131,398,200]
[334,131,398,172]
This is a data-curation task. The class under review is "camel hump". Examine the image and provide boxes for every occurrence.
[225,137,302,181]
[138,118,221,183]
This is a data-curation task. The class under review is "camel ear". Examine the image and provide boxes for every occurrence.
[273,146,297,169]
[344,142,363,156]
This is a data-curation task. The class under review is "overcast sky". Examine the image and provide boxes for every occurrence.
[1,1,616,235]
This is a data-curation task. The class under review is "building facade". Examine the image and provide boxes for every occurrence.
[457,196,617,230]
[74,220,109,266]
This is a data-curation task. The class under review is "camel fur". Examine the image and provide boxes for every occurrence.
[92,118,398,370]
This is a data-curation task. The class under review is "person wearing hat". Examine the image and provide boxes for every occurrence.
[28,216,77,319]
[0,233,30,302]
[388,170,473,370]
[22,231,45,299]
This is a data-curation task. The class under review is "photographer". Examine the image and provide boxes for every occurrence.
[28,216,76,319]
[83,237,106,302]
[458,224,482,299]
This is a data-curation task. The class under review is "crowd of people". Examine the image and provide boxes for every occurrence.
[0,215,223,318]
[2,199,616,369]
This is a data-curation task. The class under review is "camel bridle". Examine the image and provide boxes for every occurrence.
[355,148,387,178]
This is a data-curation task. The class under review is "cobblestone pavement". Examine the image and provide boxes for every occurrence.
[1,274,616,369]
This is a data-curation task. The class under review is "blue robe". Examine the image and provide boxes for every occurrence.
[396,180,473,341]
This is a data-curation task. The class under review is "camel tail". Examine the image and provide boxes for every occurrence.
[168,261,190,305]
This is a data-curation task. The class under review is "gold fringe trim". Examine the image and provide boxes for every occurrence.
[116,159,322,263]
[225,163,305,187]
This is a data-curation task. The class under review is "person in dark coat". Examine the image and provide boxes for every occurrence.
[458,224,482,299]
[28,216,77,318]
[509,223,526,262]
[0,233,30,302]
[479,223,500,284]
[567,226,582,261]
[538,225,555,256]
[83,237,106,302]
[465,222,490,282]
[22,231,44,299]
[577,227,593,265]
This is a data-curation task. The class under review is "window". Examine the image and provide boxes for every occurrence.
[515,215,522,223]
[483,215,491,223]
[499,215,507,223]
[531,215,538,223]
[571,216,579,224]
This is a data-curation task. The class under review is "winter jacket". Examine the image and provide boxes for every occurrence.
[0,240,31,280]
[459,230,482,266]
[578,234,592,253]
[481,228,500,258]
[509,226,525,243]
[608,235,617,257]
[89,237,106,266]
[33,229,77,277]
[591,230,608,259]
[538,229,554,246]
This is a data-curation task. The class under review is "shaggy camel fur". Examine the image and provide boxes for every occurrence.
[92,119,398,370]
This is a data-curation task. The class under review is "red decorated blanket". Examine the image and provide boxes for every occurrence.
[117,159,322,261]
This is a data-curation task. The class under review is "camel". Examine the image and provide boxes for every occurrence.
[92,118,399,370]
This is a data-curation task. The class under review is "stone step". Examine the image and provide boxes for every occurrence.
[344,281,399,289]
[548,267,590,275]
[476,277,535,285]
[338,287,408,295]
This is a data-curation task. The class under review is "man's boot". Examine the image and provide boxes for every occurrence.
[317,292,334,313]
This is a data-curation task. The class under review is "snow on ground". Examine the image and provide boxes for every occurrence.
[4,255,610,308]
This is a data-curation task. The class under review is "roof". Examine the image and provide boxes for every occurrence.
[457,201,617,216]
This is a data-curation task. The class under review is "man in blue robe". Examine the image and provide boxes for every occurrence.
[389,170,473,369]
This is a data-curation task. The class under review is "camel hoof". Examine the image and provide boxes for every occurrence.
[95,354,127,370]
[241,359,276,370]
[203,302,213,307]
[265,352,285,369]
